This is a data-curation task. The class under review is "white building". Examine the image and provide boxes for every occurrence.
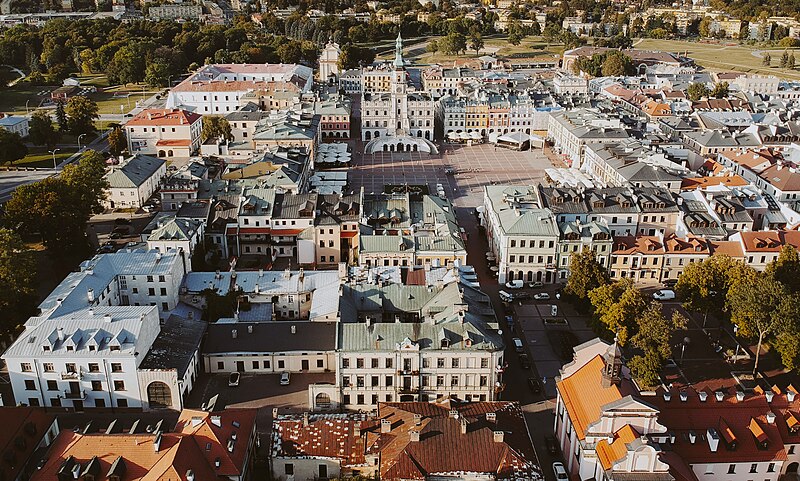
[104,154,167,209]
[547,110,628,168]
[318,41,341,82]
[166,63,314,114]
[124,108,203,158]
[0,115,29,138]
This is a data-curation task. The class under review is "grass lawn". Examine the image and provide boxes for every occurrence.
[90,88,155,115]
[378,35,561,65]
[0,84,58,115]
[634,38,800,80]
[15,146,78,168]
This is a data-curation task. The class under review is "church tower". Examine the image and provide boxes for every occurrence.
[390,33,409,135]
[601,337,623,388]
[318,40,341,83]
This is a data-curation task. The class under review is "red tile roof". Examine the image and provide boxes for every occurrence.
[596,425,639,470]
[612,235,665,255]
[125,109,201,127]
[175,408,257,477]
[0,407,56,481]
[273,414,369,467]
[739,231,800,253]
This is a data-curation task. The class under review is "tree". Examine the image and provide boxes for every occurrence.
[790,52,796,69]
[55,100,68,132]
[28,110,59,148]
[601,51,632,76]
[781,50,790,68]
[587,279,648,344]
[426,39,439,54]
[766,245,800,293]
[564,247,610,309]
[727,269,786,374]
[337,45,376,70]
[0,129,27,164]
[201,116,233,142]
[0,228,37,333]
[469,31,484,56]
[771,294,800,370]
[676,255,748,325]
[630,304,688,360]
[508,22,523,46]
[762,52,771,66]
[711,81,729,98]
[65,96,99,137]
[698,16,712,37]
[145,60,171,88]
[687,82,710,101]
[60,150,109,217]
[107,128,127,157]
[442,32,467,55]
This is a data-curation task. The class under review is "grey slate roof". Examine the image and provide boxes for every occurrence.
[204,321,336,354]
[140,313,206,377]
[106,155,165,188]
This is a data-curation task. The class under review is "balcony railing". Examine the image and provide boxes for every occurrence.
[60,371,80,380]
[399,387,420,394]
[63,389,85,399]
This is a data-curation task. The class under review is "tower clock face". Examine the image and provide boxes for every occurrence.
[396,86,403,93]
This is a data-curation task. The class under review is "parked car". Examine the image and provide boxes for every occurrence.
[653,289,676,301]
[280,372,291,385]
[228,372,240,387]
[518,353,531,369]
[533,292,551,301]
[528,281,544,288]
[513,292,531,300]
[553,463,568,481]
[545,435,560,455]
[527,377,541,393]
[505,280,524,289]
[512,337,524,353]
[505,315,514,327]
[113,218,131,225]
[499,290,514,303]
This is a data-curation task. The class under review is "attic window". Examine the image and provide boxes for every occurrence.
[441,338,450,349]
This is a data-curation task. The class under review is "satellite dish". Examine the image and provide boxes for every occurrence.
[497,330,503,336]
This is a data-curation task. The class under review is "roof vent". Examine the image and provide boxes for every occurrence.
[210,416,222,428]
[766,391,775,403]
[736,391,745,402]
[414,413,422,426]
[380,419,391,433]
[291,325,296,334]
[486,412,496,423]
[767,412,777,424]
[715,391,724,402]
[409,430,420,442]
[707,428,719,452]
[231,329,237,339]
[663,392,671,402]
[699,391,708,402]
[493,431,504,443]
[104,314,112,323]
[688,430,697,444]
[186,470,195,481]
[789,389,797,402]
[680,391,688,402]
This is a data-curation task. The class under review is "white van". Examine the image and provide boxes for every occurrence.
[505,280,524,289]
[499,290,514,303]
[652,289,676,301]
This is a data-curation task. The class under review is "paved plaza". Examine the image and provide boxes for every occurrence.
[349,142,563,208]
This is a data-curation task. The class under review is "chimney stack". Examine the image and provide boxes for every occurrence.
[486,412,496,423]
[460,418,468,435]
[767,412,777,424]
[448,409,458,419]
[715,391,724,402]
[303,412,309,427]
[414,413,421,426]
[699,391,708,402]
[766,391,775,403]
[493,431,504,443]
[186,470,195,481]
[409,430,420,442]
[210,416,221,428]
[87,288,95,303]
[789,389,797,402]
[736,391,745,402]
[706,428,719,452]
[153,432,162,452]
[353,423,361,437]
[380,419,391,433]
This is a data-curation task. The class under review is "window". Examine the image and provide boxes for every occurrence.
[356,358,364,368]
[317,359,324,368]
[371,358,379,369]
[767,463,775,473]
[66,363,76,373]
[343,395,350,405]
[437,358,445,368]
[357,376,365,387]
[371,376,379,387]
[47,380,58,391]
[371,394,378,405]
[88,363,100,372]
[437,375,444,386]
[480,375,488,386]
[386,376,393,386]
[160,288,167,296]
[278,360,285,369]
[342,358,350,368]
[91,381,103,391]
[285,464,294,475]
[385,358,393,369]
[25,380,35,390]
[148,288,155,296]
[481,358,489,369]
[450,375,458,386]
[252,361,259,370]
[357,394,364,405]
[342,377,350,387]
[423,358,430,368]
[111,363,122,373]
[20,363,31,372]
[113,380,126,391]
[452,358,459,368]
[117,399,128,408]
[728,465,735,474]
[147,276,154,282]
[43,363,54,372]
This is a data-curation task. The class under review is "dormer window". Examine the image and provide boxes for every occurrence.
[441,338,450,349]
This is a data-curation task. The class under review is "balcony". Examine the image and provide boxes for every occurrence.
[60,371,80,380]
[397,370,420,376]
[399,387,420,394]
[63,389,86,399]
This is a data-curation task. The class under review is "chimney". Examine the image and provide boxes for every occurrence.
[767,412,777,424]
[460,418,468,434]
[354,423,361,437]
[789,389,797,402]
[232,329,238,339]
[153,432,162,452]
[104,314,112,323]
[247,325,253,334]
[493,431,504,443]
[449,409,458,419]
[736,391,745,402]
[414,413,422,426]
[87,289,95,303]
[210,416,221,428]
[663,392,671,402]
[715,391,724,402]
[303,412,309,427]
[680,391,688,402]
[380,419,391,433]
[57,327,65,341]
[707,428,719,452]
[409,430,420,442]
[186,470,195,481]
[486,412,496,423]
[291,325,296,334]
[699,391,708,402]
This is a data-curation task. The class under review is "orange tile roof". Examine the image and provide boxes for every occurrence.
[680,174,749,191]
[125,109,201,127]
[0,407,56,481]
[739,231,800,253]
[155,139,192,147]
[612,235,665,255]
[596,425,639,470]
[556,355,626,440]
[708,240,744,258]
[175,408,257,477]
[663,234,709,254]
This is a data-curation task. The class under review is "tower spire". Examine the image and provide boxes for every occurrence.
[394,32,404,69]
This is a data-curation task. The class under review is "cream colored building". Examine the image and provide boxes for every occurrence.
[609,235,665,285]
[124,109,203,158]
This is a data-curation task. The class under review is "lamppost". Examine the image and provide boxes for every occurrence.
[49,148,60,169]
[25,99,29,116]
[77,133,86,151]
[733,325,740,362]
[680,336,691,365]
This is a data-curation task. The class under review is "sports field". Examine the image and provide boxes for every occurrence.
[635,38,800,80]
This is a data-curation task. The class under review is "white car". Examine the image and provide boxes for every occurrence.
[505,280,524,289]
[533,292,551,301]
[653,289,676,301]
[280,372,291,385]
[553,462,568,480]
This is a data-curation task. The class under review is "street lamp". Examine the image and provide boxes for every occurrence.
[25,99,29,116]
[77,133,86,150]
[733,325,740,362]
[680,336,691,365]
[49,148,61,169]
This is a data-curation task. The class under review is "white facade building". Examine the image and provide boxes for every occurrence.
[104,154,167,209]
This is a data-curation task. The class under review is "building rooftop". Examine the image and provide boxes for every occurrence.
[106,155,165,189]
[204,321,336,354]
